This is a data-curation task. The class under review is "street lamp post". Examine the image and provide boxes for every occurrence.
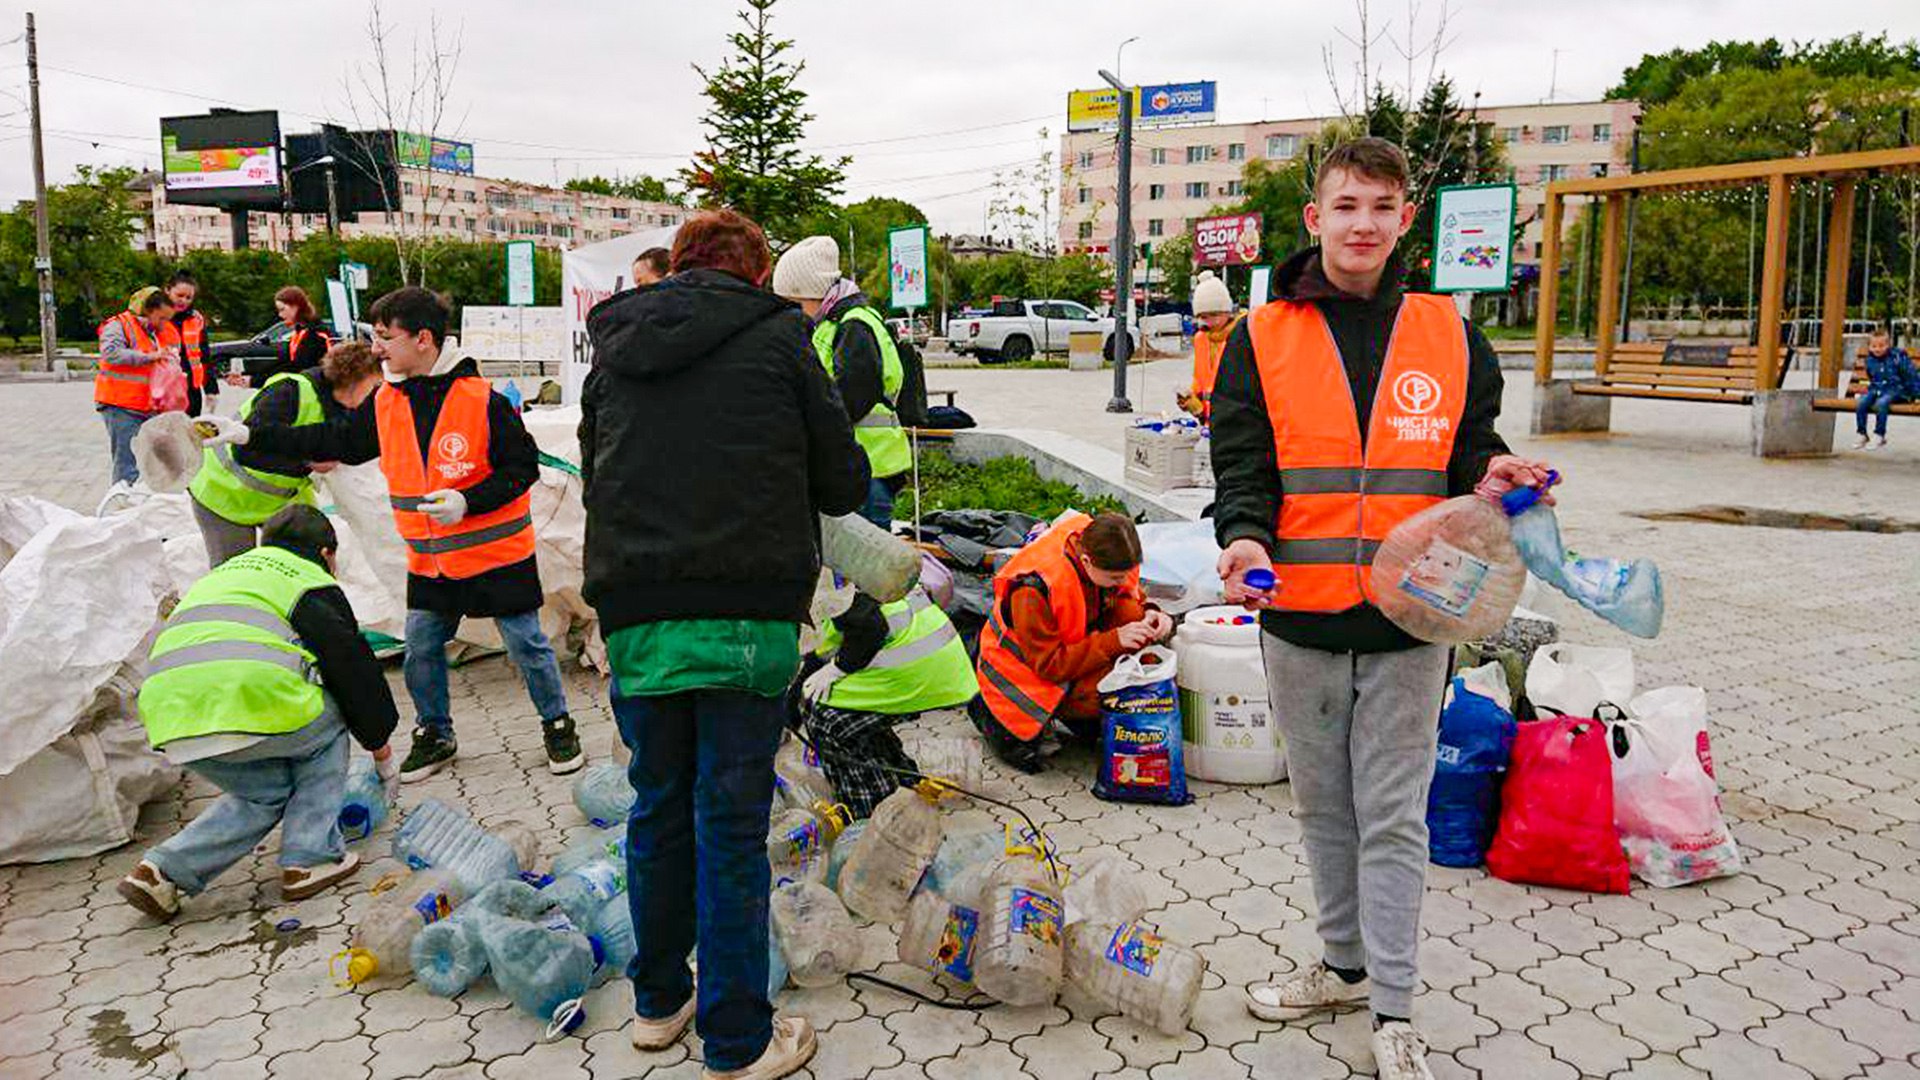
[1115,36,1139,83]
[1100,67,1134,413]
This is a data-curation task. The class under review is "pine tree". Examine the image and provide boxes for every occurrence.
[682,0,848,241]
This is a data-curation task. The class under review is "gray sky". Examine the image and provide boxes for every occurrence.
[2,0,1917,235]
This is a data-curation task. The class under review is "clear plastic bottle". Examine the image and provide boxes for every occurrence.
[391,800,538,894]
[553,826,624,877]
[1370,491,1529,644]
[825,819,868,892]
[921,827,1003,905]
[1503,480,1664,638]
[897,888,982,987]
[1064,919,1207,1035]
[902,736,987,794]
[767,806,833,887]
[339,868,469,984]
[820,512,921,604]
[1063,854,1150,928]
[409,878,551,997]
[337,755,389,843]
[481,909,598,1020]
[836,787,943,923]
[972,853,1066,1006]
[543,857,627,928]
[769,880,861,987]
[572,762,634,829]
[773,740,835,811]
[588,893,634,987]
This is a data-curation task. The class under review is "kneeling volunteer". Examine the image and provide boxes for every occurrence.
[969,512,1172,773]
[119,505,398,921]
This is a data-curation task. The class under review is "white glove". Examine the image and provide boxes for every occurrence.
[802,663,843,704]
[373,749,400,802]
[419,489,468,526]
[194,413,250,447]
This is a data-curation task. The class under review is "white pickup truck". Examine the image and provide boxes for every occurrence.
[948,299,1139,363]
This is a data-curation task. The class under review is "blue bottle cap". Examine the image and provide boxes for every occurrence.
[275,918,302,933]
[1243,568,1276,592]
[1499,469,1561,517]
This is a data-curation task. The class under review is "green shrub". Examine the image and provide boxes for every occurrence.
[906,449,1128,520]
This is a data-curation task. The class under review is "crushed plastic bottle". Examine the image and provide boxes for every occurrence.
[897,888,982,987]
[1064,919,1207,1035]
[902,736,987,795]
[767,804,839,887]
[972,853,1067,1006]
[543,857,627,928]
[825,819,867,892]
[773,739,835,812]
[337,755,389,843]
[553,826,624,878]
[391,800,539,894]
[921,827,1003,905]
[482,908,598,1020]
[338,868,468,984]
[1371,488,1530,644]
[409,878,553,997]
[572,763,634,829]
[1063,854,1150,928]
[769,880,861,987]
[836,787,943,923]
[820,512,921,604]
[588,894,634,987]
[1503,477,1663,638]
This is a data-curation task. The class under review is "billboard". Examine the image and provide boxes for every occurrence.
[1430,183,1519,293]
[286,126,402,215]
[888,225,929,310]
[1066,81,1216,132]
[396,132,475,175]
[1193,213,1263,267]
[159,110,282,207]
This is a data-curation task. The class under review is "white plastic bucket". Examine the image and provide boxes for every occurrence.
[1173,605,1286,784]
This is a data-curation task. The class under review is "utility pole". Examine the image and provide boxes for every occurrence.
[27,13,55,372]
[1100,68,1134,413]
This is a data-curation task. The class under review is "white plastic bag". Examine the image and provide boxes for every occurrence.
[1450,660,1513,713]
[1628,686,1715,781]
[1609,714,1741,887]
[1135,520,1224,614]
[1526,643,1634,717]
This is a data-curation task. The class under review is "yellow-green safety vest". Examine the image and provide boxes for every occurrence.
[188,371,325,526]
[137,545,333,748]
[811,305,913,479]
[816,589,978,714]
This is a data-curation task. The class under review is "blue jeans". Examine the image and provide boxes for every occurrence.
[612,686,785,1072]
[403,608,570,732]
[99,405,147,486]
[1857,391,1898,437]
[859,476,897,530]
[145,708,349,895]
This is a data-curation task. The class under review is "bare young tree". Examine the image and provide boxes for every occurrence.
[1322,0,1458,131]
[338,0,467,286]
[1322,0,1390,128]
[987,128,1059,255]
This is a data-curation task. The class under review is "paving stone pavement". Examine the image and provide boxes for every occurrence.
[1,376,1917,1079]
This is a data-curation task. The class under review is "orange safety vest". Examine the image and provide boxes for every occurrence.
[94,311,162,412]
[374,377,536,581]
[174,311,207,389]
[1250,293,1468,614]
[974,512,1141,741]
[1189,314,1244,423]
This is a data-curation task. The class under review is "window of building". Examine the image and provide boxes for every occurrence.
[1266,133,1300,159]
[463,190,477,203]
[1544,164,1571,181]
[1148,183,1165,201]
[1076,186,1091,205]
[1501,127,1522,143]
[1185,181,1209,199]
[1150,147,1167,166]
[1590,163,1609,178]
[1542,125,1570,145]
[611,207,630,220]
[1592,123,1612,143]
[1077,150,1095,170]
[1186,145,1209,164]
[1147,218,1164,237]
[1228,143,1245,162]
[403,182,415,196]
[1224,179,1245,197]
[1077,221,1094,240]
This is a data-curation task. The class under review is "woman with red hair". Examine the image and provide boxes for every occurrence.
[229,286,332,389]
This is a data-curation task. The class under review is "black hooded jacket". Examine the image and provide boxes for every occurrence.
[1210,246,1510,654]
[580,269,870,632]
[821,291,888,423]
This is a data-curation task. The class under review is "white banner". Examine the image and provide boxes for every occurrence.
[560,224,680,404]
[462,306,566,364]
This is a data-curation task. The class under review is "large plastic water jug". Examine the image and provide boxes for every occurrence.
[921,827,1002,905]
[391,799,539,894]
[773,739,834,811]
[1503,479,1664,638]
[337,754,389,842]
[1062,853,1149,927]
[553,826,623,877]
[543,857,627,927]
[767,805,839,887]
[409,878,551,997]
[482,909,597,1020]
[836,787,942,923]
[572,763,633,828]
[902,736,988,795]
[1371,491,1529,644]
[972,853,1066,1006]
[825,819,866,892]
[339,868,469,984]
[1064,919,1206,1035]
[769,880,860,987]
[820,512,921,604]
[1173,606,1286,784]
[589,894,635,987]
[897,888,981,987]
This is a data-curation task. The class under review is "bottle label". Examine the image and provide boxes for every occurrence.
[1178,690,1271,751]
[1007,887,1063,946]
[412,890,452,926]
[575,861,625,900]
[1398,538,1491,617]
[542,912,579,935]
[783,820,822,861]
[937,905,979,982]
[1105,921,1164,977]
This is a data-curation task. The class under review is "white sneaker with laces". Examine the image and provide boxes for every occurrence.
[1244,964,1371,1019]
[1371,1021,1436,1080]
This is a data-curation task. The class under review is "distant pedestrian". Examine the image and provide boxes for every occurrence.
[583,209,869,1079]
[95,287,178,492]
[229,286,330,389]
[1851,328,1917,450]
[630,247,671,288]
[1177,271,1239,423]
[166,271,215,417]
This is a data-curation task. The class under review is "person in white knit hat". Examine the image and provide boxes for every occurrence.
[774,235,913,529]
[1178,270,1241,423]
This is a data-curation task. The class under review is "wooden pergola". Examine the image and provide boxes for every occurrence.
[1534,145,1920,393]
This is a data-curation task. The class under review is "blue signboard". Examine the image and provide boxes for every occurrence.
[1137,81,1216,125]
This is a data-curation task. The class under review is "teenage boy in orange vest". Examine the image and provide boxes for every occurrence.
[200,287,581,782]
[1210,137,1553,1080]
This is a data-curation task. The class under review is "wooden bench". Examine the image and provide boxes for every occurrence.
[1573,342,1763,404]
[1812,368,1920,416]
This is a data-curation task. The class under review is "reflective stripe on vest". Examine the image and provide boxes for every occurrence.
[375,377,536,581]
[811,306,912,478]
[1249,294,1468,614]
[188,371,322,526]
[136,546,332,747]
[822,588,978,713]
[95,311,159,411]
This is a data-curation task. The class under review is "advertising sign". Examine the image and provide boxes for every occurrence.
[462,306,566,364]
[560,223,680,403]
[396,132,476,175]
[1193,213,1263,267]
[506,240,536,306]
[1066,81,1216,132]
[888,225,930,311]
[159,110,283,207]
[1430,184,1518,293]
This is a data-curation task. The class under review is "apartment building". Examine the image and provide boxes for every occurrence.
[133,167,684,256]
[1059,98,1640,271]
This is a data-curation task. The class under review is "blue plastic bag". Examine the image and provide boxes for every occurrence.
[1426,674,1517,867]
[1092,649,1192,806]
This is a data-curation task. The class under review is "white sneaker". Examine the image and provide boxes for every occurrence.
[1244,964,1371,1019]
[1371,1022,1436,1080]
[703,1016,816,1080]
[1852,435,1872,450]
[1870,436,1889,450]
[631,997,695,1051]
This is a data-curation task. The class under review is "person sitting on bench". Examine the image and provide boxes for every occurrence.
[1852,328,1918,451]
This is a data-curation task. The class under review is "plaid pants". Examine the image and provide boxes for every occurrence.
[799,699,919,820]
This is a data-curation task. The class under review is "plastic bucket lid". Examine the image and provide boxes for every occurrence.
[131,411,203,494]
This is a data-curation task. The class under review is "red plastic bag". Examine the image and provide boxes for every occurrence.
[1485,716,1630,894]
[149,355,188,413]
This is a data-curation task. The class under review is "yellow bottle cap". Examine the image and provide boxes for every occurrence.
[330,947,378,986]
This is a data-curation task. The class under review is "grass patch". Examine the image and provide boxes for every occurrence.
[908,448,1128,519]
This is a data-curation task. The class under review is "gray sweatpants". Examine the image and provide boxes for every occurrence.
[1263,632,1449,1019]
[190,494,260,569]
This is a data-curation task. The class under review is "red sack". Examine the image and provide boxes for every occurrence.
[1485,716,1630,894]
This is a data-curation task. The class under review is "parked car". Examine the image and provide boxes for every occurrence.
[948,299,1139,363]
[209,320,369,377]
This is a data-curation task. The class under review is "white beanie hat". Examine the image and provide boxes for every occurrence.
[1192,271,1232,316]
[772,235,842,300]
